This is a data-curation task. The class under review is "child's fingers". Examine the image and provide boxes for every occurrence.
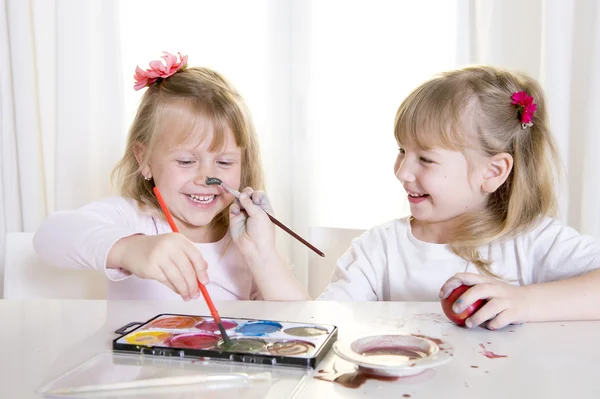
[464,299,504,328]
[185,246,209,286]
[439,273,491,299]
[170,250,200,299]
[160,260,191,300]
[156,271,178,295]
[485,309,515,330]
[238,191,267,219]
[249,190,274,214]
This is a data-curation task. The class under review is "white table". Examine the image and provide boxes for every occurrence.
[1,300,598,398]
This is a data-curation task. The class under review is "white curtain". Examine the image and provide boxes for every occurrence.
[1,0,599,298]
[0,0,123,297]
[462,0,600,238]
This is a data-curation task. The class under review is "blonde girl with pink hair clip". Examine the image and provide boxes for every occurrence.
[34,52,309,301]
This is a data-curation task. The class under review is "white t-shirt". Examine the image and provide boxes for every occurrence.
[318,216,600,301]
[33,196,260,300]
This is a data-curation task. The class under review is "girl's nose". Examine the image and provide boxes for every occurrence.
[395,157,415,183]
[193,165,214,186]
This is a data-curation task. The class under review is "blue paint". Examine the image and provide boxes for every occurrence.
[236,321,282,336]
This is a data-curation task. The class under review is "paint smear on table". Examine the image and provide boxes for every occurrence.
[479,343,507,359]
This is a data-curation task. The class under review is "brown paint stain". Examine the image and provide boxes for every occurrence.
[403,395,411,398]
[315,370,399,389]
[470,365,479,368]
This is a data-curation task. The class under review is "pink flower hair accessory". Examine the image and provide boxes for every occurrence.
[133,52,188,91]
[511,91,537,129]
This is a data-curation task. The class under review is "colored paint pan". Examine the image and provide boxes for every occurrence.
[166,333,219,349]
[218,338,266,353]
[196,319,238,333]
[267,340,315,356]
[283,326,329,337]
[150,316,199,329]
[236,321,282,336]
[124,331,172,346]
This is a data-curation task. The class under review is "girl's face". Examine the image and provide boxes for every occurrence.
[394,143,489,236]
[144,115,242,243]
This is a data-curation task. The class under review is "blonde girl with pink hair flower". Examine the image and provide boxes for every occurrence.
[319,66,600,329]
[34,52,310,301]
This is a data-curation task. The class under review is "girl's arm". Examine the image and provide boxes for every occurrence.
[33,197,145,277]
[524,269,600,321]
[439,269,600,329]
[440,218,600,328]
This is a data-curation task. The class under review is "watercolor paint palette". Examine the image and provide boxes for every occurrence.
[113,313,338,368]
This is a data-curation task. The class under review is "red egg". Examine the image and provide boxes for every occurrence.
[441,285,485,326]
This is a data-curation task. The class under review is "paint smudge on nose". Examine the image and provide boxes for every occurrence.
[219,338,266,353]
[284,326,329,337]
[150,316,200,329]
[166,333,219,349]
[196,319,238,333]
[124,331,172,345]
[267,340,315,356]
[236,321,282,336]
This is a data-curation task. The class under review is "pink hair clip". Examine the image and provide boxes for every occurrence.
[133,52,188,91]
[511,91,537,129]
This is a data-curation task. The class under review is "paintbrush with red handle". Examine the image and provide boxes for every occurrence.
[152,186,231,345]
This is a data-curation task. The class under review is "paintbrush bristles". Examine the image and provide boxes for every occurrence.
[205,177,223,186]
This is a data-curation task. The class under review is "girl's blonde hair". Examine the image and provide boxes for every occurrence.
[112,67,264,230]
[394,65,561,276]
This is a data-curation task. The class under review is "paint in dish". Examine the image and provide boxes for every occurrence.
[124,331,172,346]
[195,319,238,333]
[166,333,219,349]
[219,338,266,352]
[267,340,315,356]
[149,316,199,329]
[283,326,329,337]
[236,321,282,336]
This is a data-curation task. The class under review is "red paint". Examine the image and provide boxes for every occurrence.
[440,285,485,326]
[411,334,444,346]
[195,320,237,333]
[167,333,219,349]
[479,343,507,359]
[362,346,424,359]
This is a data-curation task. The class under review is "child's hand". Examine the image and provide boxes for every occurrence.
[228,187,277,260]
[109,234,209,300]
[439,272,532,330]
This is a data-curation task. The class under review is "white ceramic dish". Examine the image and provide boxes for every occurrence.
[333,333,453,377]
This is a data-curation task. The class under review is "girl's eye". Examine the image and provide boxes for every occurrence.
[177,160,195,166]
[398,147,405,154]
[217,161,234,166]
[420,157,433,164]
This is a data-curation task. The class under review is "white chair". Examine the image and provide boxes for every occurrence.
[3,232,107,299]
[307,226,366,299]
